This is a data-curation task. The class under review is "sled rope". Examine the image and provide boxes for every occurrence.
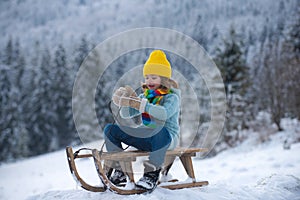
[73,147,93,159]
[98,101,130,158]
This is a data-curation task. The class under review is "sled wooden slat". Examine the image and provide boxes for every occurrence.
[71,147,207,161]
[99,147,208,161]
[160,181,209,190]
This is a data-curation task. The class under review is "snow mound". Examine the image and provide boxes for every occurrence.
[255,174,300,199]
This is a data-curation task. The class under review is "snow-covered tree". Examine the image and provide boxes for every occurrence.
[192,14,208,50]
[26,48,59,154]
[3,37,13,66]
[210,25,250,150]
[52,44,74,147]
[12,40,25,89]
[214,25,250,97]
[214,25,250,137]
[0,38,30,161]
[73,35,90,72]
[0,67,11,161]
[5,86,30,159]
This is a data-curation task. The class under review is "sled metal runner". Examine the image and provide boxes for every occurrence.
[66,146,209,195]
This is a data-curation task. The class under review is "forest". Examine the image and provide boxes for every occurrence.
[0,0,299,162]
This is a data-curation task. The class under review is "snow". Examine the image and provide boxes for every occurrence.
[1,130,300,200]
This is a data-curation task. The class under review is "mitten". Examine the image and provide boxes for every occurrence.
[112,87,127,106]
[119,96,148,113]
[124,85,137,97]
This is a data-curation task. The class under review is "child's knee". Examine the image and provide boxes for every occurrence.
[104,123,114,136]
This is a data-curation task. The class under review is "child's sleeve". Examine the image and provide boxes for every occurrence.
[144,94,179,121]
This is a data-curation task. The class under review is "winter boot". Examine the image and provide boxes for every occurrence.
[110,169,127,185]
[107,161,127,185]
[136,160,161,190]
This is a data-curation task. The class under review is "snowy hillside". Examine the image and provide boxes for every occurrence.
[1,123,300,200]
[0,0,297,52]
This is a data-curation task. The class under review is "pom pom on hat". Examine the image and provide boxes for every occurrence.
[143,50,172,78]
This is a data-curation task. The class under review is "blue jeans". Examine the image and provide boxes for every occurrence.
[104,124,171,167]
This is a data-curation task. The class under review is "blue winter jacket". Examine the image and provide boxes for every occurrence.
[120,88,181,150]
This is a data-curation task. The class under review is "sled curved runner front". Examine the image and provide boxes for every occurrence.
[66,146,209,195]
[66,147,106,192]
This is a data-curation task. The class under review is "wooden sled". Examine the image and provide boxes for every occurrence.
[66,146,209,195]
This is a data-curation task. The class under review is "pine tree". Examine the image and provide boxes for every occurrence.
[0,67,11,161]
[6,87,30,159]
[3,37,13,66]
[192,15,208,50]
[214,25,250,97]
[13,40,25,90]
[27,48,58,155]
[73,35,90,72]
[213,25,250,145]
[12,40,30,158]
[0,39,30,161]
[52,44,74,147]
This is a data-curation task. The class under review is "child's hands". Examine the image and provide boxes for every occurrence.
[112,86,137,106]
[119,96,139,107]
[119,96,147,112]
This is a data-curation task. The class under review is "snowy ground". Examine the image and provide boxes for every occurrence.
[1,129,300,200]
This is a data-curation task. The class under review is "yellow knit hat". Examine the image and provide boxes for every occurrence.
[143,50,172,78]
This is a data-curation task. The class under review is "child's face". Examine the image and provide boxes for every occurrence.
[145,75,161,90]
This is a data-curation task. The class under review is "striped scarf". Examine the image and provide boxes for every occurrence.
[142,88,171,128]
